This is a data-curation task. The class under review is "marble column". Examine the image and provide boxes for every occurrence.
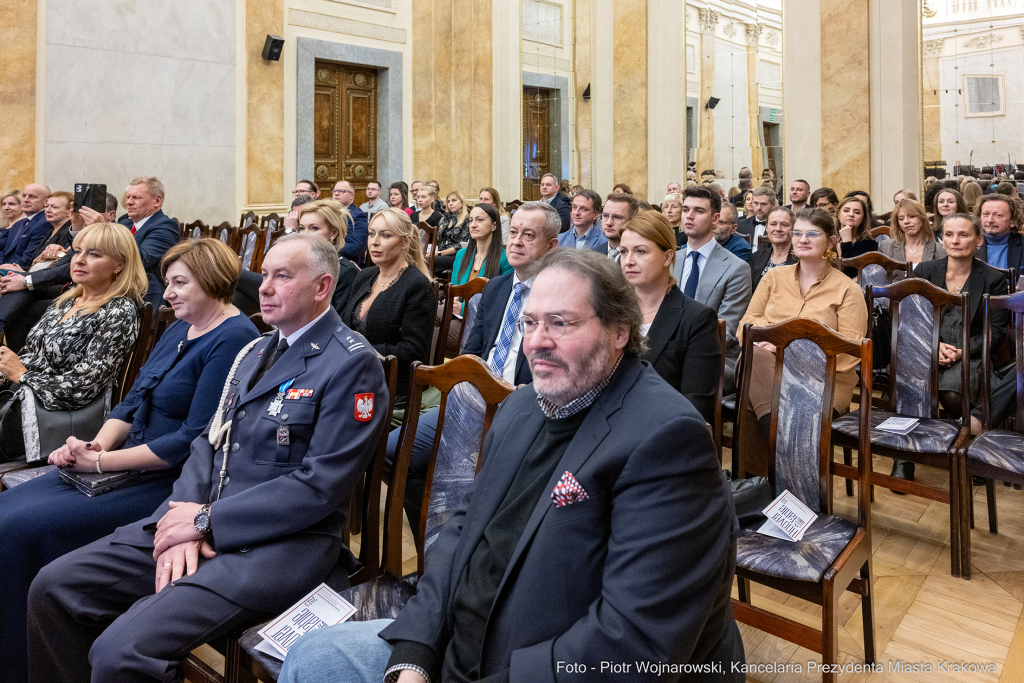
[412,0,493,195]
[612,0,648,198]
[0,0,36,188]
[922,47,942,165]
[747,23,764,181]
[247,0,285,207]
[783,0,822,189]
[575,0,594,190]
[696,9,718,177]
[821,0,871,194]
[647,0,686,200]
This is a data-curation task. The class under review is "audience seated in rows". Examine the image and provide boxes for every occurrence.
[601,192,638,263]
[0,222,149,461]
[749,206,798,293]
[341,209,435,404]
[672,185,752,394]
[931,187,968,236]
[880,198,944,267]
[388,182,414,216]
[539,172,571,233]
[0,184,51,272]
[810,186,839,216]
[280,247,744,683]
[663,191,685,247]
[284,179,321,231]
[28,234,389,683]
[557,189,606,253]
[432,191,471,275]
[26,190,74,269]
[737,185,776,243]
[0,238,258,682]
[330,180,369,267]
[837,195,878,274]
[620,210,722,420]
[786,178,811,212]
[715,203,753,263]
[359,180,389,217]
[410,184,442,237]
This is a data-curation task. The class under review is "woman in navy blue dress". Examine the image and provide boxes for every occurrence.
[0,238,260,682]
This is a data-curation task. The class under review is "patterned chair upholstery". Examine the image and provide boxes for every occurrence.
[732,320,875,682]
[968,430,1024,475]
[459,293,482,354]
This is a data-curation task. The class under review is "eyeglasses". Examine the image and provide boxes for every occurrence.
[518,314,596,338]
[292,189,315,196]
[333,189,354,195]
[791,230,824,240]
[601,213,627,223]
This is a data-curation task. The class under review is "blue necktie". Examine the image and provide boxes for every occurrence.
[683,250,701,299]
[490,283,528,375]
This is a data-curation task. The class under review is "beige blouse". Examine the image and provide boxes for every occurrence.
[739,263,869,410]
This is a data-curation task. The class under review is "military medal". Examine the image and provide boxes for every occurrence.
[268,378,296,417]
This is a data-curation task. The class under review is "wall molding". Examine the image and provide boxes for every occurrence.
[288,9,406,44]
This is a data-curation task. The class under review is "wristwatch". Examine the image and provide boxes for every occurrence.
[23,274,33,291]
[193,503,213,537]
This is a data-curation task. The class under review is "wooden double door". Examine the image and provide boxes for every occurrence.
[313,60,378,207]
[523,86,554,202]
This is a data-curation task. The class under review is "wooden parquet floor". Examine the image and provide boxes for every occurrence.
[738,450,1024,683]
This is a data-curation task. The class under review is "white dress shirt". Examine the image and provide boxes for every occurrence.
[678,237,717,288]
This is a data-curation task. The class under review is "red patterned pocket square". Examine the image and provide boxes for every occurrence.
[551,471,589,507]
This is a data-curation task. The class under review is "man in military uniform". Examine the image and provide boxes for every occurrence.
[28,234,389,682]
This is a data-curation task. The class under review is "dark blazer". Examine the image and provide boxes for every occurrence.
[380,356,744,680]
[0,212,51,269]
[462,272,533,384]
[915,257,1009,359]
[642,285,722,422]
[977,232,1024,277]
[111,309,388,611]
[340,204,369,266]
[330,255,359,316]
[26,220,72,264]
[839,237,878,277]
[341,265,435,397]
[736,215,765,240]
[133,210,184,305]
[749,246,798,294]
[546,193,572,233]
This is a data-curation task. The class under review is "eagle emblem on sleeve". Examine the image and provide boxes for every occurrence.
[355,393,374,422]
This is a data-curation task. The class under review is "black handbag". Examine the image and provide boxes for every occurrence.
[0,387,23,461]
[730,476,773,530]
[20,384,112,462]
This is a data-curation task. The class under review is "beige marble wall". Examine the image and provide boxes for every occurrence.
[247,0,285,207]
[696,30,715,176]
[821,0,871,194]
[747,46,763,180]
[575,0,593,190]
[612,0,648,198]
[922,55,941,164]
[0,0,36,190]
[412,0,492,195]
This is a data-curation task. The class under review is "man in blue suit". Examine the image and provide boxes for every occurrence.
[0,184,52,271]
[121,176,183,306]
[280,247,744,683]
[333,180,369,266]
[29,234,389,682]
[557,189,608,253]
[539,173,572,233]
[386,201,562,537]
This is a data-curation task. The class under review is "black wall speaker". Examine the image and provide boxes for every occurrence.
[262,35,284,61]
[706,96,721,110]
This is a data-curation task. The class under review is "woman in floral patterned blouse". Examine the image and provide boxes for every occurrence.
[0,222,147,459]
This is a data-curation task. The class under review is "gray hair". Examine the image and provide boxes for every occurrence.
[515,201,561,241]
[534,248,647,356]
[719,203,739,222]
[272,233,341,297]
[541,172,559,185]
[129,175,166,199]
[751,186,777,205]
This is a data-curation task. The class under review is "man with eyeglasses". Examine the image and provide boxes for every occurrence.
[280,247,744,683]
[672,185,751,393]
[359,180,389,216]
[380,201,562,541]
[601,192,639,263]
[714,204,752,262]
[284,180,321,231]
[331,180,369,266]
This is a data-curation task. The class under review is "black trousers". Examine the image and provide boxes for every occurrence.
[28,537,264,683]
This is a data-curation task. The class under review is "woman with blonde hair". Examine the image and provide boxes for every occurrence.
[618,210,721,420]
[0,190,22,229]
[881,199,945,267]
[0,222,148,460]
[431,190,471,274]
[478,186,510,243]
[662,192,685,246]
[296,199,359,312]
[962,181,984,212]
[341,209,434,402]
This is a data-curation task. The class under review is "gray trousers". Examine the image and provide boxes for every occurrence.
[28,536,264,683]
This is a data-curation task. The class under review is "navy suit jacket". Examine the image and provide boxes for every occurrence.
[977,232,1024,281]
[546,194,572,234]
[462,272,532,384]
[0,213,51,269]
[380,356,744,681]
[131,210,182,305]
[111,308,388,611]
[340,204,369,266]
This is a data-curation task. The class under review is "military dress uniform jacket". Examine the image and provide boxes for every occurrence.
[110,308,389,611]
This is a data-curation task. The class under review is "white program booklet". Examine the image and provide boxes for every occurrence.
[757,489,817,542]
[256,583,357,660]
[876,416,920,435]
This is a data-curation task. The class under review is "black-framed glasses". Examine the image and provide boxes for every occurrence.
[518,314,597,338]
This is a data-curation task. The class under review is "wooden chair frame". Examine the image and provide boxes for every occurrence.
[832,277,971,578]
[732,319,875,681]
[419,221,438,274]
[184,220,212,241]
[232,224,265,272]
[960,292,1024,579]
[434,278,489,365]
[238,210,257,229]
[838,251,911,290]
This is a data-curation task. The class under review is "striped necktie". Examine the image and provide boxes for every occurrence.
[490,282,528,375]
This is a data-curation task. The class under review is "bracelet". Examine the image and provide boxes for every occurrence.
[96,450,106,474]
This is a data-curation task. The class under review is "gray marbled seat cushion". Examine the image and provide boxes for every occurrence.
[968,430,1024,475]
[736,514,858,582]
[1,464,57,489]
[832,408,960,453]
[239,573,420,678]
